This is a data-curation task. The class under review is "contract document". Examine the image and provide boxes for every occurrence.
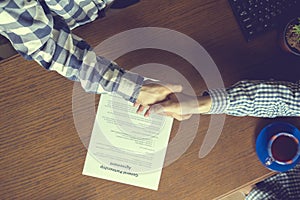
[82,93,173,190]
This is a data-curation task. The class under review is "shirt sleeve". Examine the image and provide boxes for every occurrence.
[0,0,144,103]
[245,164,300,200]
[205,80,300,118]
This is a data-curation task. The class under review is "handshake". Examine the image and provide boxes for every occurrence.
[135,80,212,121]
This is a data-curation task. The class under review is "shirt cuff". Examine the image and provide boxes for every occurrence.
[204,88,229,114]
[115,71,144,103]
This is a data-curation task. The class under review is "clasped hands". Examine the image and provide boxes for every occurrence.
[135,80,212,121]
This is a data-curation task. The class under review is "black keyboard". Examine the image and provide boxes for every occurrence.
[228,0,300,41]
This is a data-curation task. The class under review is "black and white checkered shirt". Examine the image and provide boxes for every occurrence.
[207,80,300,117]
[246,164,300,200]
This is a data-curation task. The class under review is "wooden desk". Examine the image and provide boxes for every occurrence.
[1,0,300,199]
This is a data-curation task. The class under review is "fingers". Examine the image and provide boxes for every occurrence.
[133,103,150,117]
[138,104,162,117]
[149,104,165,114]
[136,104,146,114]
[160,112,192,121]
[144,109,151,117]
[133,102,192,121]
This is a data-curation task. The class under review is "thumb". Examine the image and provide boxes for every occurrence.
[165,84,183,93]
[172,113,192,121]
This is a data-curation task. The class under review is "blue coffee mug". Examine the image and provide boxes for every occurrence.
[256,122,300,172]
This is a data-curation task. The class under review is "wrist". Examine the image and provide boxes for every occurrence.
[196,95,212,113]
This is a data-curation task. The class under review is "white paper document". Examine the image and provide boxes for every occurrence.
[82,93,173,190]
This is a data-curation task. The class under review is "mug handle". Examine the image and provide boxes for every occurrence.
[265,157,274,166]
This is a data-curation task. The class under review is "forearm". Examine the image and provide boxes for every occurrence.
[44,27,144,101]
[49,33,144,102]
[0,1,144,103]
[206,80,300,117]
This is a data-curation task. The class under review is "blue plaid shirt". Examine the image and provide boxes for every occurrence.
[0,0,144,103]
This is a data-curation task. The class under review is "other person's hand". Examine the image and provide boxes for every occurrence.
[149,93,212,121]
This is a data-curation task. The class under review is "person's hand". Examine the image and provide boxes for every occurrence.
[149,93,212,121]
[135,80,183,116]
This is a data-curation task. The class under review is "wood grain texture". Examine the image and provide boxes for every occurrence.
[1,0,300,199]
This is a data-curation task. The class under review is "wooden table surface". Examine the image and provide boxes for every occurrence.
[1,0,300,199]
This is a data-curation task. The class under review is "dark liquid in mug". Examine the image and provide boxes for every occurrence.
[271,135,298,162]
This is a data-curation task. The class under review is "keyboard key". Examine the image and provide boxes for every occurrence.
[228,0,300,41]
